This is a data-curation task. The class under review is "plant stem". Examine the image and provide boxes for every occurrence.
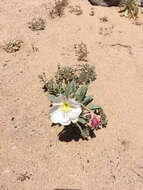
[76,123,83,133]
[80,103,93,114]
[76,123,87,139]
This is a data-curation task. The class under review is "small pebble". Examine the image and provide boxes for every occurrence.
[89,9,95,16]
[14,125,18,128]
[11,117,15,121]
[3,64,7,67]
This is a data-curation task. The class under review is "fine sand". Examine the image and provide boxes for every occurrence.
[0,0,143,189]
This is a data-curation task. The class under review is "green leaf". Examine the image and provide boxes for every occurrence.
[76,123,87,139]
[55,84,63,94]
[76,84,88,103]
[82,95,93,106]
[101,113,107,120]
[88,104,101,110]
[48,95,56,101]
[125,9,129,17]
[67,79,76,95]
[78,117,87,125]
[101,120,108,127]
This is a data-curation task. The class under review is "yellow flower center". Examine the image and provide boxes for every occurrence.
[61,102,71,113]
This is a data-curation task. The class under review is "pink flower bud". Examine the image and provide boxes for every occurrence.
[91,114,99,128]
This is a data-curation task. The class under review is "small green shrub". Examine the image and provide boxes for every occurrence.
[100,16,108,22]
[28,18,46,31]
[68,5,83,15]
[39,64,107,140]
[50,0,68,18]
[3,40,23,53]
[74,42,88,62]
[119,0,139,19]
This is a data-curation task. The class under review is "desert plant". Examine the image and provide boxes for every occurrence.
[74,42,88,62]
[3,40,23,53]
[68,5,83,15]
[100,16,108,22]
[28,18,46,31]
[49,0,68,18]
[39,64,107,140]
[119,0,139,19]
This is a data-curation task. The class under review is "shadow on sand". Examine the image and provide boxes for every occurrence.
[58,125,96,142]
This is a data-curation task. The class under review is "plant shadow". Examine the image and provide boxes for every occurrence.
[58,125,96,142]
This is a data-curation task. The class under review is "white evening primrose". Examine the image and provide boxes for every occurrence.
[49,95,82,126]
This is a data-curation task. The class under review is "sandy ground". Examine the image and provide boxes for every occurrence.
[0,0,143,189]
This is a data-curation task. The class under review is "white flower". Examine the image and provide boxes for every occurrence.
[49,94,82,126]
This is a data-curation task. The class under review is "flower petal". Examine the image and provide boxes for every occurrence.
[71,117,78,123]
[52,94,65,104]
[91,115,99,128]
[60,119,71,126]
[50,108,70,126]
[67,106,82,121]
[49,105,60,114]
[68,98,80,106]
